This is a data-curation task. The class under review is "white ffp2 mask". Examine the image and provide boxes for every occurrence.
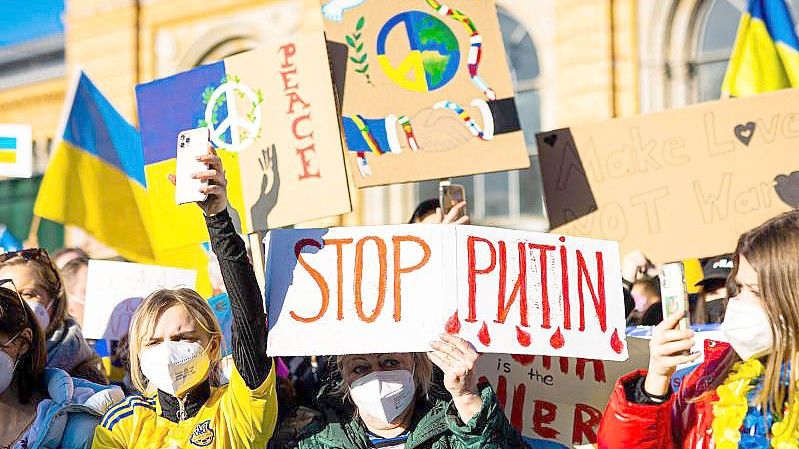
[349,369,416,424]
[721,298,773,361]
[0,349,17,394]
[26,300,50,331]
[139,340,210,396]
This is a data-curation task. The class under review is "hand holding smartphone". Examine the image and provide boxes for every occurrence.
[175,128,210,205]
[660,262,691,332]
[439,181,467,222]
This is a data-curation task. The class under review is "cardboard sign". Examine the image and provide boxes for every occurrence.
[538,88,799,262]
[264,224,627,360]
[136,0,351,251]
[321,0,530,186]
[83,260,197,340]
[477,325,724,448]
[0,124,32,178]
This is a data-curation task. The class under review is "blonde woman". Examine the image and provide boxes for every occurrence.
[92,148,277,449]
[598,210,799,448]
[0,249,106,384]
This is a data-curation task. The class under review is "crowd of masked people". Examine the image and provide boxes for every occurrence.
[1,148,796,448]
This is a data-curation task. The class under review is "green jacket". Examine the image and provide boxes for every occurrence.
[289,383,524,449]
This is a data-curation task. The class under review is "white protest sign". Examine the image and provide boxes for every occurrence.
[83,260,197,340]
[0,124,32,178]
[476,338,650,448]
[265,225,627,360]
[265,225,454,356]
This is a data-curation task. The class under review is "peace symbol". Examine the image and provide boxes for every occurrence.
[204,81,262,153]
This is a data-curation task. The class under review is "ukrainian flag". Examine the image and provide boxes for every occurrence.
[0,136,17,163]
[34,71,156,262]
[722,0,799,96]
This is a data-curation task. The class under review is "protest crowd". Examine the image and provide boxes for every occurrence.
[2,0,799,448]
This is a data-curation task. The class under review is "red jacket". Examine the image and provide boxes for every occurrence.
[597,340,738,448]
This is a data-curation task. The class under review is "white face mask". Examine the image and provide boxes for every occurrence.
[139,340,210,396]
[26,300,50,331]
[721,297,773,360]
[0,348,17,394]
[349,369,416,424]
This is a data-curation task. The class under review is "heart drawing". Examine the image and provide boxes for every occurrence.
[543,133,558,147]
[734,122,756,146]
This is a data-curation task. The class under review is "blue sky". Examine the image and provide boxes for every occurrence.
[0,0,64,46]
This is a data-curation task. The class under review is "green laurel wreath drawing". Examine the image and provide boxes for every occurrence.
[347,17,373,86]
[198,74,264,142]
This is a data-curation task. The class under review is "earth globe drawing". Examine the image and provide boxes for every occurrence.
[376,11,460,92]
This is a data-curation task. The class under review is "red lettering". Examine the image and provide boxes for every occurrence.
[495,375,507,409]
[560,238,571,329]
[575,358,607,382]
[287,92,310,114]
[280,67,298,91]
[467,236,496,323]
[354,236,387,323]
[496,242,528,326]
[392,236,431,322]
[529,243,556,328]
[533,400,559,439]
[323,238,353,320]
[291,239,329,323]
[278,43,296,68]
[572,403,602,444]
[296,143,321,180]
[292,113,314,140]
[511,383,525,431]
[576,250,607,332]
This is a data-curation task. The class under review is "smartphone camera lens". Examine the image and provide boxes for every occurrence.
[186,137,191,143]
[180,142,185,148]
[180,134,185,141]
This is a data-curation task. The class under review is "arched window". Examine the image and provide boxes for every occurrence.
[688,0,799,103]
[415,7,546,226]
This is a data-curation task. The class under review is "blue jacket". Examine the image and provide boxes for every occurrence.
[14,368,123,449]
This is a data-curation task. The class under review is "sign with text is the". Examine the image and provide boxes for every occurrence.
[538,88,799,262]
[264,225,627,360]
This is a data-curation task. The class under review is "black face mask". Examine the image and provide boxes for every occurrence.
[704,298,727,324]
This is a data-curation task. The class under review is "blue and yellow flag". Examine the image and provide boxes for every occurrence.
[34,71,155,262]
[722,0,799,96]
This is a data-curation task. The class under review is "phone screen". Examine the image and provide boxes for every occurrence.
[439,183,466,220]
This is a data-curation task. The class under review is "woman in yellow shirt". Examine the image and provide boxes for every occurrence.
[92,147,277,449]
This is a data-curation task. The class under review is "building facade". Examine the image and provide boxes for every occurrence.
[2,0,798,253]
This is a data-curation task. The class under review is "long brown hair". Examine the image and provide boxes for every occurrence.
[0,287,46,403]
[733,210,799,412]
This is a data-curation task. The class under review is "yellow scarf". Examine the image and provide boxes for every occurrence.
[711,358,799,448]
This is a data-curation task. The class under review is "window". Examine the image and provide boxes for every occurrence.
[689,0,799,103]
[415,8,546,226]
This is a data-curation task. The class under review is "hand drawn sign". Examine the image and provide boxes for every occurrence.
[265,224,627,360]
[538,88,799,262]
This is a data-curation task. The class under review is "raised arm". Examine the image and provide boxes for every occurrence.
[193,147,272,389]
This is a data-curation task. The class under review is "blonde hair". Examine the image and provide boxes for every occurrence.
[734,210,799,413]
[333,353,434,404]
[128,288,223,394]
[0,253,67,336]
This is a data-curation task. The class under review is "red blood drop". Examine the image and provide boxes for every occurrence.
[549,327,565,349]
[516,326,531,347]
[478,321,491,346]
[511,354,535,366]
[444,311,461,334]
[610,328,625,354]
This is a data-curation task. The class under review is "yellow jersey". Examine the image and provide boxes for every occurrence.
[91,364,277,449]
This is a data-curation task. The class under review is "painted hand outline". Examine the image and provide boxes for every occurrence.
[321,0,367,22]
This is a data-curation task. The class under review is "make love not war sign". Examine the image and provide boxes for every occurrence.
[264,225,627,360]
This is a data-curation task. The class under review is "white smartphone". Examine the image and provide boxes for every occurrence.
[175,128,210,205]
[660,262,691,332]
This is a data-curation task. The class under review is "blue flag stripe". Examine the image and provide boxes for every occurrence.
[0,137,16,150]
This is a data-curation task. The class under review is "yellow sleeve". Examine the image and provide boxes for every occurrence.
[91,422,127,449]
[222,362,278,445]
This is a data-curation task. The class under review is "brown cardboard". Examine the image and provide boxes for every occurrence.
[542,88,799,262]
[321,0,530,187]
